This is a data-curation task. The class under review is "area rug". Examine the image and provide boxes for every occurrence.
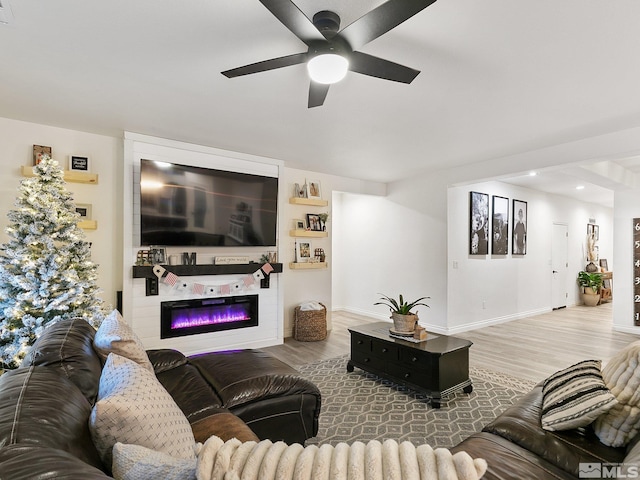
[297,354,537,448]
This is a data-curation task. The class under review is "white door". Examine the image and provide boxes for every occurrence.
[552,223,569,309]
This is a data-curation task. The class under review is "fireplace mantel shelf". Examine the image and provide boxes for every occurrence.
[132,263,283,279]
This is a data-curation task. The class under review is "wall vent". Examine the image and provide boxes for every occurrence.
[0,0,14,26]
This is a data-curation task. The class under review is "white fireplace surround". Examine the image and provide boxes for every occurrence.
[122,133,284,355]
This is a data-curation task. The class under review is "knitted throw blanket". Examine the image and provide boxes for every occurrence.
[196,436,487,480]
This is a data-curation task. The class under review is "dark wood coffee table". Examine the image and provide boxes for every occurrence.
[347,322,473,408]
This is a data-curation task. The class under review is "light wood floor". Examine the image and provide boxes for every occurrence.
[262,302,639,383]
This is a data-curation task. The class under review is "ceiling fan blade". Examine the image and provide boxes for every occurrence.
[308,81,330,108]
[258,0,326,45]
[349,51,419,84]
[222,52,307,78]
[339,0,438,51]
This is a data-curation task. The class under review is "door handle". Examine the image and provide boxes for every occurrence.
[552,270,558,274]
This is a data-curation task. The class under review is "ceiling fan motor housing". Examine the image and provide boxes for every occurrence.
[312,10,340,38]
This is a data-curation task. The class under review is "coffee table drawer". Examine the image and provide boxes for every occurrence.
[371,339,399,361]
[399,349,434,370]
[351,332,371,353]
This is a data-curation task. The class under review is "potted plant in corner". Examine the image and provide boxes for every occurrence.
[577,271,602,306]
[375,293,430,333]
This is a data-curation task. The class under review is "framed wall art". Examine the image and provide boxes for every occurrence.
[75,203,92,219]
[491,195,509,254]
[33,145,51,165]
[306,213,322,231]
[469,191,489,255]
[295,240,312,263]
[512,199,527,255]
[307,179,322,200]
[69,155,90,172]
[587,223,599,241]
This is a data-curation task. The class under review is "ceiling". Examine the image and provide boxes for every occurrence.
[3,0,640,207]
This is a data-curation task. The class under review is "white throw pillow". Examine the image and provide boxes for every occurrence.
[594,340,640,447]
[112,443,196,480]
[93,309,154,372]
[89,353,196,468]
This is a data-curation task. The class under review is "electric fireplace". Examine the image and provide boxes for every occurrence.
[160,295,258,339]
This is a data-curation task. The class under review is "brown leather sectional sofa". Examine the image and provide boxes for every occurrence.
[0,317,630,479]
[0,318,321,479]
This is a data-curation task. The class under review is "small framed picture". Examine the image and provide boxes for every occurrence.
[295,240,312,263]
[587,223,599,241]
[306,213,322,231]
[69,155,90,172]
[75,203,92,219]
[307,179,322,200]
[33,145,52,165]
[149,247,166,264]
[293,218,306,230]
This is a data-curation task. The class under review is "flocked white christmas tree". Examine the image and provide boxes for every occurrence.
[0,156,105,368]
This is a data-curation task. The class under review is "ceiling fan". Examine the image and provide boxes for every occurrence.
[222,0,438,108]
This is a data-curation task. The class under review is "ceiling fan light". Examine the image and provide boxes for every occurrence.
[307,54,348,84]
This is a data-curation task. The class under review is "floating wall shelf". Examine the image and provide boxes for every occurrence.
[289,262,327,270]
[289,197,328,207]
[78,220,97,230]
[21,165,99,184]
[289,229,328,238]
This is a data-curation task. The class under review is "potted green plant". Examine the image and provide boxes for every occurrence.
[374,293,430,333]
[318,212,329,231]
[577,271,602,306]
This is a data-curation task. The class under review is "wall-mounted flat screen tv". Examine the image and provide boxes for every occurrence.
[139,159,278,247]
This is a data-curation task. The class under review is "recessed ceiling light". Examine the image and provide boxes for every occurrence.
[528,171,537,176]
[576,185,585,190]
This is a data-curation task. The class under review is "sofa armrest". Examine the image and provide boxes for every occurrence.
[190,410,260,443]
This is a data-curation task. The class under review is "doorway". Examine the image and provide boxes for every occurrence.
[552,223,569,309]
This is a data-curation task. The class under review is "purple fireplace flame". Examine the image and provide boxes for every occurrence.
[161,295,258,339]
[171,304,251,330]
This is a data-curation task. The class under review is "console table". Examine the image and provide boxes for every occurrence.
[347,322,473,408]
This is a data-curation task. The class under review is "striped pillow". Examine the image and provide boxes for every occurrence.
[541,360,617,431]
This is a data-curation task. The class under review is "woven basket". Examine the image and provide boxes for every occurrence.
[294,303,327,342]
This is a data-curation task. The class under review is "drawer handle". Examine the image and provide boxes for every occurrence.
[357,340,363,345]
[364,358,370,363]
[412,357,418,362]
[382,348,388,353]
[404,373,411,378]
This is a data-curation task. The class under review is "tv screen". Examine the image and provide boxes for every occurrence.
[139,159,278,247]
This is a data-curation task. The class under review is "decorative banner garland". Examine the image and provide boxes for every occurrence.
[152,263,274,296]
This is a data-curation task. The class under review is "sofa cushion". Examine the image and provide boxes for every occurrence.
[89,353,196,469]
[0,366,104,470]
[93,310,154,372]
[154,363,224,423]
[21,317,103,404]
[112,443,196,480]
[541,360,617,431]
[0,444,112,480]
[594,340,640,447]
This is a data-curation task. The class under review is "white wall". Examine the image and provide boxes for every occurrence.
[280,167,385,336]
[0,117,122,309]
[332,176,613,334]
[447,181,613,331]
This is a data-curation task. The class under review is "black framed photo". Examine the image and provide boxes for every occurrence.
[492,196,509,254]
[587,223,599,241]
[306,213,322,231]
[512,199,527,255]
[469,191,489,255]
[69,155,90,172]
[149,247,166,264]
